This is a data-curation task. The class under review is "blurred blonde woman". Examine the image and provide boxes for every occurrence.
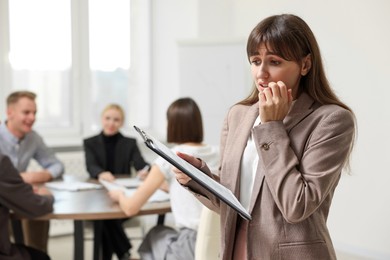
[83,103,150,260]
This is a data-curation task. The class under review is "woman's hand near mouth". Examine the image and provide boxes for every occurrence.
[258,81,292,123]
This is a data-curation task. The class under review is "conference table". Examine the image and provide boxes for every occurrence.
[12,181,171,260]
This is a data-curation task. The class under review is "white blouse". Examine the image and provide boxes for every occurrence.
[240,116,261,211]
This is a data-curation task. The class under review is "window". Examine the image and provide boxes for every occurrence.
[0,0,151,145]
[9,0,72,128]
[88,0,131,132]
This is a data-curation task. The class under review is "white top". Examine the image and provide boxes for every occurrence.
[240,116,261,211]
[154,143,219,231]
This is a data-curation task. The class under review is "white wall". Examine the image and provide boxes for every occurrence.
[177,40,251,145]
[149,0,198,139]
[150,0,390,258]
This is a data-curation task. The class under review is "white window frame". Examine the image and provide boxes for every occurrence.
[0,0,152,146]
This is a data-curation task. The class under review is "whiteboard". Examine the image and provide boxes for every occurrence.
[178,40,252,145]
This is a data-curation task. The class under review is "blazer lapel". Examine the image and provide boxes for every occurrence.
[227,104,259,196]
[284,92,315,132]
[248,163,265,213]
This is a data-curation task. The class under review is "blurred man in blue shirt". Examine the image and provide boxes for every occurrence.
[0,90,64,252]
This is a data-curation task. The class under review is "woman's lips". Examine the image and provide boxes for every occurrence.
[258,83,268,91]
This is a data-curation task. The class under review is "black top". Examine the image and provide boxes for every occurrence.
[83,132,150,179]
[102,133,120,173]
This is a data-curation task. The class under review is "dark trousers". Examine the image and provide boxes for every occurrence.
[10,244,50,260]
[24,245,51,260]
[101,218,132,260]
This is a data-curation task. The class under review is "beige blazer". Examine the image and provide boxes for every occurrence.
[188,92,355,260]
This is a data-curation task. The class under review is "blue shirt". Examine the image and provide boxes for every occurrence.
[0,122,64,179]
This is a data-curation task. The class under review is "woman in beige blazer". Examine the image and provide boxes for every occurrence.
[175,14,356,260]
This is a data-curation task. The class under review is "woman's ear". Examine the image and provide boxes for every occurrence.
[301,54,312,76]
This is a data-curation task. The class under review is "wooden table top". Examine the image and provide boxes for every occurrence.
[13,182,171,220]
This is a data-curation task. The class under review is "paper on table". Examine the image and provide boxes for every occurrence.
[45,181,102,191]
[134,125,251,220]
[114,178,142,188]
[99,179,126,192]
[99,179,169,202]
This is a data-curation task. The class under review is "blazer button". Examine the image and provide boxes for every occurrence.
[261,143,270,150]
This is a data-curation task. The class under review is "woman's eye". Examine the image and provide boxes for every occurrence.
[270,60,281,65]
[250,60,261,66]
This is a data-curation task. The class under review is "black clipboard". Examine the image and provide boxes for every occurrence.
[134,125,251,220]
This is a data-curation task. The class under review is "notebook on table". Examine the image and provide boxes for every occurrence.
[99,179,169,202]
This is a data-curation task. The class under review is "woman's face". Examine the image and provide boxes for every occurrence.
[101,108,123,136]
[249,44,308,100]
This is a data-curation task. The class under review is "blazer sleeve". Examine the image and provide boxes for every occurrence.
[83,137,105,179]
[0,155,54,218]
[253,107,355,223]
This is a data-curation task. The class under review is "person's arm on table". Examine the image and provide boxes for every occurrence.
[30,135,64,183]
[0,155,54,217]
[109,164,165,216]
[20,170,53,184]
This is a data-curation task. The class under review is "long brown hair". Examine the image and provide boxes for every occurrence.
[167,97,203,144]
[239,14,352,113]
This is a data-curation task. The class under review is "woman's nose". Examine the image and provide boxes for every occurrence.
[256,64,269,79]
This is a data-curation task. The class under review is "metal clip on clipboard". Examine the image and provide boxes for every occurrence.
[134,125,149,143]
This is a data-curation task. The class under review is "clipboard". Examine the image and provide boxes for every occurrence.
[134,125,251,220]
